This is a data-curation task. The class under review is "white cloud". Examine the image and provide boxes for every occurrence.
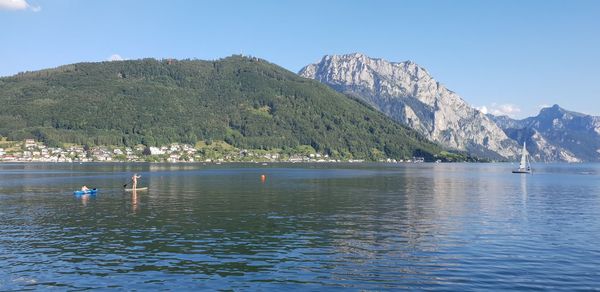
[476,103,522,117]
[475,106,488,115]
[491,103,521,116]
[538,104,551,110]
[108,54,124,61]
[0,0,40,11]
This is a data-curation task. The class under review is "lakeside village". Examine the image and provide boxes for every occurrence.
[0,139,427,164]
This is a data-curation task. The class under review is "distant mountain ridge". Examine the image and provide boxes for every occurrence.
[490,104,600,162]
[299,53,519,160]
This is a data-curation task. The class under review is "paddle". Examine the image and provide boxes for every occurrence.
[124,174,142,188]
[123,178,133,188]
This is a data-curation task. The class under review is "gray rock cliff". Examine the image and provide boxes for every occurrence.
[299,53,518,159]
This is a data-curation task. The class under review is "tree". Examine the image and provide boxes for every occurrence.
[142,146,152,156]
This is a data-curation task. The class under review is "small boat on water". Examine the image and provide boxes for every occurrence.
[124,187,148,192]
[512,142,532,174]
[74,188,98,195]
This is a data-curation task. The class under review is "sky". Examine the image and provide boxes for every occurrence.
[1,0,599,118]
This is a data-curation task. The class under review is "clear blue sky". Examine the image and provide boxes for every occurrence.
[1,0,599,118]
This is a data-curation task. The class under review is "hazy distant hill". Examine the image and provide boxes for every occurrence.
[299,53,519,160]
[0,55,454,161]
[490,105,600,162]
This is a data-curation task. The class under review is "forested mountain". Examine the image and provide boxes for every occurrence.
[0,56,456,161]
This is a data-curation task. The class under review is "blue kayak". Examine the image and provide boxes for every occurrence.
[73,189,98,195]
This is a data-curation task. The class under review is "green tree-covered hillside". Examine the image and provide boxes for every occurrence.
[0,56,450,160]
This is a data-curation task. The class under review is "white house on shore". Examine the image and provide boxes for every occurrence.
[24,139,36,148]
[149,147,165,155]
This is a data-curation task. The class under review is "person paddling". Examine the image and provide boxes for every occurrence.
[131,173,141,190]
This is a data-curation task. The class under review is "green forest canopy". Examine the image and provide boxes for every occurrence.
[0,55,463,161]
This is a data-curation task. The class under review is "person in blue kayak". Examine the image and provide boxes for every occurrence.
[81,185,89,192]
[132,173,141,190]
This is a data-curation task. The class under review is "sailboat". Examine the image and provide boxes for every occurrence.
[512,142,532,174]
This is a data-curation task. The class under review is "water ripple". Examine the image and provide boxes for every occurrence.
[1,163,600,290]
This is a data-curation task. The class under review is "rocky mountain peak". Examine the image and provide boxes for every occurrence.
[538,104,565,117]
[300,54,441,108]
[538,104,587,121]
[300,54,519,159]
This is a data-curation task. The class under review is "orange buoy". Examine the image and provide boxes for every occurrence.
[260,174,266,182]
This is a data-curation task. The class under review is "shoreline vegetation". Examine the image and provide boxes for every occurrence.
[0,138,473,164]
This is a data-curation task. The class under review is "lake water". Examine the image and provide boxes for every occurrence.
[1,162,599,290]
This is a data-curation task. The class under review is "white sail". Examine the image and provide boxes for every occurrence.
[519,142,528,170]
[513,142,531,173]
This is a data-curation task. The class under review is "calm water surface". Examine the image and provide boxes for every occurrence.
[1,162,599,290]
